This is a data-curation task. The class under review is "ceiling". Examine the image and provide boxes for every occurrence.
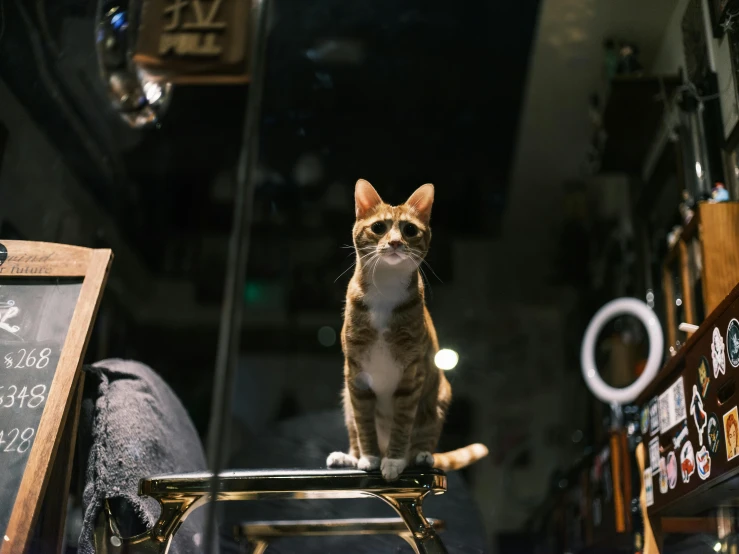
[502,0,681,291]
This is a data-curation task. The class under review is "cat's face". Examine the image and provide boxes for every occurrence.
[352,179,434,269]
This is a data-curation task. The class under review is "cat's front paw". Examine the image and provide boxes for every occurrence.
[414,451,434,467]
[327,451,358,468]
[381,457,407,481]
[357,455,381,471]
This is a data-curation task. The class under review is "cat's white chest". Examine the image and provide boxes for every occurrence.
[362,337,401,454]
[362,287,407,454]
[363,338,401,397]
[361,286,406,397]
[363,282,407,329]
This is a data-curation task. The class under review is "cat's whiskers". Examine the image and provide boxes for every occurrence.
[407,248,443,283]
[370,254,384,297]
[334,250,378,283]
[407,252,433,296]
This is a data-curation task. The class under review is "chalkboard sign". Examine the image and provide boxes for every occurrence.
[0,242,112,554]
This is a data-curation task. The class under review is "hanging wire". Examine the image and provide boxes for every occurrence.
[722,10,739,34]
[676,75,734,106]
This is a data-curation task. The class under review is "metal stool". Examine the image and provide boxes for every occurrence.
[94,468,449,554]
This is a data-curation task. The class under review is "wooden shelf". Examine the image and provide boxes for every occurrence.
[662,201,739,347]
[664,213,699,265]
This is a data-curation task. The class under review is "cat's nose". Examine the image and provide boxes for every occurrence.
[388,240,402,249]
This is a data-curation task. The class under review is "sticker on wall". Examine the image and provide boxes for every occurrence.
[659,377,688,434]
[675,377,687,422]
[696,445,711,480]
[659,390,670,433]
[644,468,654,507]
[666,451,678,490]
[690,384,708,446]
[672,423,689,450]
[713,327,727,378]
[708,414,720,454]
[650,398,660,435]
[697,356,711,398]
[728,319,739,368]
[649,437,661,473]
[658,457,668,494]
[724,407,739,461]
[641,405,650,435]
[680,440,695,483]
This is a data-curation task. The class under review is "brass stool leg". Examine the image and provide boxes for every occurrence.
[248,540,269,554]
[95,497,204,554]
[377,494,448,554]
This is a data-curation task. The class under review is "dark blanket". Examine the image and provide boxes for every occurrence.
[77,359,210,554]
[226,410,490,553]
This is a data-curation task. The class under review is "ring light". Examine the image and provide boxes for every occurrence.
[581,298,664,405]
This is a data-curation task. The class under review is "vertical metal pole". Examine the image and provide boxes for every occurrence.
[204,0,270,549]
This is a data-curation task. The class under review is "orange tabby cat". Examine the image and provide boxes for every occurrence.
[327,179,488,481]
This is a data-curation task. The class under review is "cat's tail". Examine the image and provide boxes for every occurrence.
[433,443,489,471]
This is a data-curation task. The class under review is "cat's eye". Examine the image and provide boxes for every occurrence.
[403,223,419,237]
[371,221,387,234]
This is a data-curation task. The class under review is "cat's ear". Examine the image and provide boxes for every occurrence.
[355,179,383,218]
[406,184,435,224]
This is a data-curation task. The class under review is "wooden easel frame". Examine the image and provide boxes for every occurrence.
[0,241,112,554]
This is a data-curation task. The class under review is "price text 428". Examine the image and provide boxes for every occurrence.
[0,428,35,453]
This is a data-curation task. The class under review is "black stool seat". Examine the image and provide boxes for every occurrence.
[142,468,446,499]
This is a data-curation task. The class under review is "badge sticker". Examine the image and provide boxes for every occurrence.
[690,384,708,446]
[728,319,739,368]
[641,405,649,435]
[724,406,739,461]
[658,457,668,494]
[708,414,720,454]
[697,445,711,480]
[660,377,688,433]
[673,423,689,450]
[659,390,670,432]
[666,451,678,489]
[680,440,695,483]
[713,327,727,378]
[674,377,687,422]
[697,356,710,398]
[650,398,660,435]
[644,468,654,506]
[649,437,661,473]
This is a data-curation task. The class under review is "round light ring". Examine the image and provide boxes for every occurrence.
[580,298,664,405]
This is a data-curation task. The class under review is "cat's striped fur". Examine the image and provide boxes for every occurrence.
[327,179,488,481]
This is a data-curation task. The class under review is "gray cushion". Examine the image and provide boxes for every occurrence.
[78,359,210,554]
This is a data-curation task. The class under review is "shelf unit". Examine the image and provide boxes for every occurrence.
[662,201,739,348]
